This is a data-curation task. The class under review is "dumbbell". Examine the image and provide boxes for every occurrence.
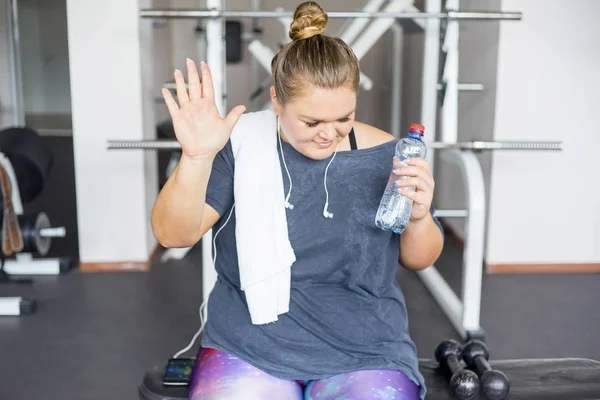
[462,340,510,400]
[435,340,480,400]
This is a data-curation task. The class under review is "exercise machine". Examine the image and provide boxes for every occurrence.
[0,127,68,316]
[105,5,580,397]
[109,3,542,340]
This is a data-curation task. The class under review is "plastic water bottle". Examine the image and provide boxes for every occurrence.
[375,123,427,234]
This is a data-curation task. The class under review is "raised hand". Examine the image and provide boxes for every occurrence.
[162,59,246,160]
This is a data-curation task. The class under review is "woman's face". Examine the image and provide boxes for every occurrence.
[271,85,357,160]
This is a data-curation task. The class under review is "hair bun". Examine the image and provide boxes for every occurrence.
[289,1,328,41]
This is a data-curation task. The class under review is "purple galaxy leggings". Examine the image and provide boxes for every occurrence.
[189,347,420,400]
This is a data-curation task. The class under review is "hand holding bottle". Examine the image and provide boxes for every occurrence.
[393,156,435,223]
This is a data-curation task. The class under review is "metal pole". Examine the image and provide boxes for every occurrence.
[106,139,563,151]
[196,0,207,71]
[207,0,224,116]
[417,265,466,338]
[250,0,261,111]
[453,150,486,336]
[6,0,24,126]
[437,83,484,91]
[248,40,274,77]
[390,23,403,138]
[421,0,441,168]
[351,0,412,60]
[220,0,227,112]
[441,0,459,144]
[416,149,487,340]
[433,209,468,218]
[404,4,425,29]
[106,140,183,149]
[339,0,386,45]
[202,0,223,319]
[139,9,522,20]
[429,141,563,151]
[275,6,292,45]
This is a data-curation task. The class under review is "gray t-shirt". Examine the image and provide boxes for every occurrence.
[201,129,442,400]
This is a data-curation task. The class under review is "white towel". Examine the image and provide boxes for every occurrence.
[229,109,296,325]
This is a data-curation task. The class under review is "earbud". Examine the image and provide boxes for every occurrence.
[285,201,294,210]
[322,203,333,219]
[321,144,339,220]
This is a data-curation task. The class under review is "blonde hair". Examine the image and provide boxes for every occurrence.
[271,1,360,106]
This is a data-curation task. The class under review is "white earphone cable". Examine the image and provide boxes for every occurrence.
[322,143,339,218]
[174,124,339,358]
[172,204,236,359]
[277,121,295,210]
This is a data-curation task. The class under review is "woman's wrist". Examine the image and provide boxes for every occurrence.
[180,152,216,166]
[407,210,433,231]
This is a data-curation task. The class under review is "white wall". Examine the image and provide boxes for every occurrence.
[66,0,157,263]
[486,0,600,265]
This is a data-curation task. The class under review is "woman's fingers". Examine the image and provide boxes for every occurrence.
[224,105,247,130]
[162,88,179,118]
[393,156,429,167]
[398,187,427,204]
[396,177,427,191]
[405,157,431,172]
[186,58,202,101]
[200,61,214,101]
[393,165,430,181]
[174,69,189,107]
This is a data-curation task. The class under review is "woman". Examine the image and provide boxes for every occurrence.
[152,2,443,399]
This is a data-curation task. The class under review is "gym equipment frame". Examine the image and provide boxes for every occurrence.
[0,153,66,316]
[106,1,566,340]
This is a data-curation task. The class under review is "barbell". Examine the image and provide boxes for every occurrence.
[106,140,562,151]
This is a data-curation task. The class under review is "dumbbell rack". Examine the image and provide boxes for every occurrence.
[0,152,66,316]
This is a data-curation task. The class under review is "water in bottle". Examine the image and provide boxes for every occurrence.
[375,123,427,234]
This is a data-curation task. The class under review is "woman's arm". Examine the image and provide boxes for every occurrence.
[351,121,443,269]
[399,212,444,270]
[394,157,444,271]
[151,59,244,248]
[151,154,220,248]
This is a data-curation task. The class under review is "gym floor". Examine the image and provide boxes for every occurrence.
[1,137,599,399]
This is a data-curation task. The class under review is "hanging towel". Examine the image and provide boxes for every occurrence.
[229,109,296,325]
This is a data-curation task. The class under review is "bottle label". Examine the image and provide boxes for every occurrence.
[403,145,423,156]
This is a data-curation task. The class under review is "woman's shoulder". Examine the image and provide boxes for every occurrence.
[353,121,396,150]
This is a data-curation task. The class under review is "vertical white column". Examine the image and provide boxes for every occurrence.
[441,0,459,144]
[206,0,225,116]
[2,0,25,127]
[458,151,485,334]
[390,23,403,139]
[420,0,441,167]
[202,0,225,310]
[250,0,262,110]
[196,0,207,75]
[66,0,155,263]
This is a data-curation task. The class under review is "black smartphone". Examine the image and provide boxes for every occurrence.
[162,358,195,386]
